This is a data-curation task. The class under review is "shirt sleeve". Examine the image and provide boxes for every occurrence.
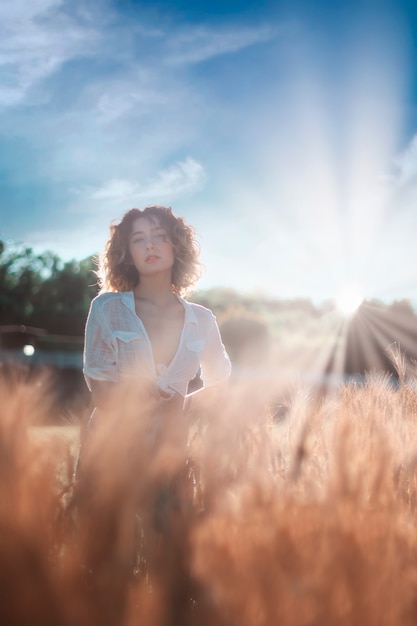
[200,310,231,387]
[83,298,119,390]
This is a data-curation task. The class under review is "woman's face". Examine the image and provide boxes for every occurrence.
[128,216,175,277]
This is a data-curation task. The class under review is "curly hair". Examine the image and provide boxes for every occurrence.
[97,206,203,296]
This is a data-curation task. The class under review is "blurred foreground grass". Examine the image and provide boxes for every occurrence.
[2,369,417,625]
[29,425,80,489]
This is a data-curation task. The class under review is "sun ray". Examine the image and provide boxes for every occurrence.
[344,301,417,378]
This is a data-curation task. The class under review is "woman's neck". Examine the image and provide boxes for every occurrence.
[133,275,177,308]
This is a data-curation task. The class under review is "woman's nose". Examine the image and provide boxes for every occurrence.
[145,238,154,249]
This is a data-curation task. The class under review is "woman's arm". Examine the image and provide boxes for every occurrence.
[184,308,231,415]
[183,379,229,414]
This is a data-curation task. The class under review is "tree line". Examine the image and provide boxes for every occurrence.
[0,240,329,338]
[1,240,417,378]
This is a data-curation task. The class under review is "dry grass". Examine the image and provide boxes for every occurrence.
[1,366,417,625]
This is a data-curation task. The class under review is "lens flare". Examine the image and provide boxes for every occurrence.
[23,344,35,357]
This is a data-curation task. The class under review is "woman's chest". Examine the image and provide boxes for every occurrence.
[139,312,185,367]
[112,317,203,383]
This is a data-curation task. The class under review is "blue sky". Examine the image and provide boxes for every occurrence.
[1,0,417,305]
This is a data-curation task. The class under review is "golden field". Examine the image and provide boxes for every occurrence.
[1,363,417,626]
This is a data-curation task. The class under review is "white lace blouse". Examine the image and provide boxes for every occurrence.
[83,291,231,398]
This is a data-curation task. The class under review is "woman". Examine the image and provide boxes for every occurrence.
[73,207,230,619]
[82,205,231,439]
[77,206,231,509]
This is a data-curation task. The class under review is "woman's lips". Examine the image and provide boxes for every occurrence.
[145,254,160,263]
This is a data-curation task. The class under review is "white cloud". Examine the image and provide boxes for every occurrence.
[92,23,278,123]
[393,134,417,183]
[0,0,278,109]
[0,0,280,181]
[90,157,205,202]
[91,179,138,200]
[95,80,169,123]
[165,25,275,65]
[0,0,61,20]
[0,0,100,106]
[26,157,206,258]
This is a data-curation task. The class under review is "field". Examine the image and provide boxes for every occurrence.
[1,364,417,626]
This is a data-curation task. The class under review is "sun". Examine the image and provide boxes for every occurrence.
[335,285,364,316]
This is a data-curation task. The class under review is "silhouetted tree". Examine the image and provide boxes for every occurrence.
[0,241,98,335]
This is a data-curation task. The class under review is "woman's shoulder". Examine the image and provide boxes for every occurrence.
[90,291,131,311]
[182,298,217,321]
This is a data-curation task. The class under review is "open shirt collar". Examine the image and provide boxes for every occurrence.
[121,291,199,327]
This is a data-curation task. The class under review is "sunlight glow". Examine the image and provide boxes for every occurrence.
[224,14,408,304]
[335,286,364,316]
